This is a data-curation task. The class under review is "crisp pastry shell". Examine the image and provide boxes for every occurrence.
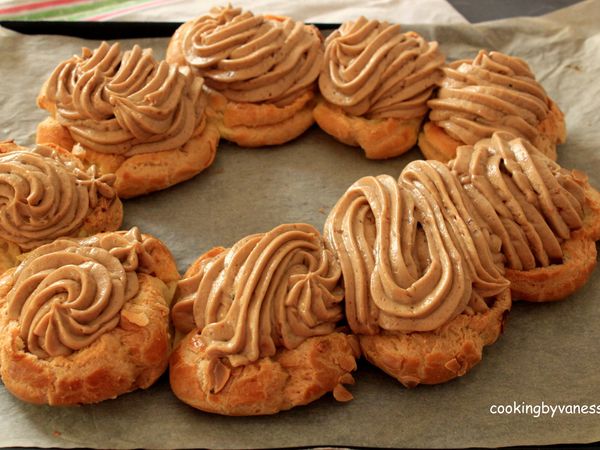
[359,288,511,388]
[0,233,180,405]
[313,97,423,159]
[35,116,220,198]
[203,87,315,147]
[170,331,359,416]
[417,99,566,162]
[0,141,123,275]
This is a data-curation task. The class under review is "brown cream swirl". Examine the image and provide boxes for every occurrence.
[449,132,585,270]
[319,17,444,119]
[180,5,323,106]
[42,42,207,156]
[428,50,551,145]
[0,145,116,250]
[6,228,152,359]
[324,171,508,335]
[172,223,343,390]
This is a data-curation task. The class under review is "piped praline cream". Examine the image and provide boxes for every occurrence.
[0,145,116,250]
[6,228,156,359]
[40,42,207,156]
[324,164,508,335]
[171,223,343,392]
[427,50,556,148]
[448,132,586,270]
[178,5,323,106]
[319,17,445,119]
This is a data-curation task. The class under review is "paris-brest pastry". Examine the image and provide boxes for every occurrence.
[166,5,323,147]
[448,132,600,301]
[324,162,511,386]
[315,16,445,159]
[37,42,219,198]
[170,223,359,415]
[0,228,180,405]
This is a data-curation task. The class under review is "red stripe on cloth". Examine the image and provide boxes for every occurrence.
[86,0,178,21]
[0,0,91,15]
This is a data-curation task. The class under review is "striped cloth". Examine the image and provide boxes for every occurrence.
[0,0,469,23]
[0,0,186,21]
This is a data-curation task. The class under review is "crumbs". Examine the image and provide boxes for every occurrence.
[566,63,582,72]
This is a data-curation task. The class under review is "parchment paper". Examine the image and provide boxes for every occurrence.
[1,2,600,448]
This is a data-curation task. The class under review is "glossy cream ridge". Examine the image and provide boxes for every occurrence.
[449,133,586,270]
[324,166,508,335]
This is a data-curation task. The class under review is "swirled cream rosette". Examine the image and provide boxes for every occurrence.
[314,17,445,159]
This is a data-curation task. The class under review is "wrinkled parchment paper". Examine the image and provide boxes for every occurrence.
[1,2,600,448]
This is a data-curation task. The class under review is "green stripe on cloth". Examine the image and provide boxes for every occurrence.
[2,0,151,20]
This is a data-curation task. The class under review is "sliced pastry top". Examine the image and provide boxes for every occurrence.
[40,42,207,156]
[319,17,445,119]
[179,5,323,106]
[0,144,116,250]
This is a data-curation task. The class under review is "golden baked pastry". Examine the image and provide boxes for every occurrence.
[419,50,566,162]
[166,5,322,147]
[324,167,510,387]
[448,132,600,301]
[0,141,122,275]
[314,17,445,159]
[37,42,219,198]
[170,223,359,415]
[0,228,180,405]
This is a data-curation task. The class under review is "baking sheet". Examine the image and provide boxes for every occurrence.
[1,2,600,447]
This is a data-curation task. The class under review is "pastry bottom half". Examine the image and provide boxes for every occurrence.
[169,331,360,416]
[313,98,422,160]
[359,289,511,388]
[206,88,316,147]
